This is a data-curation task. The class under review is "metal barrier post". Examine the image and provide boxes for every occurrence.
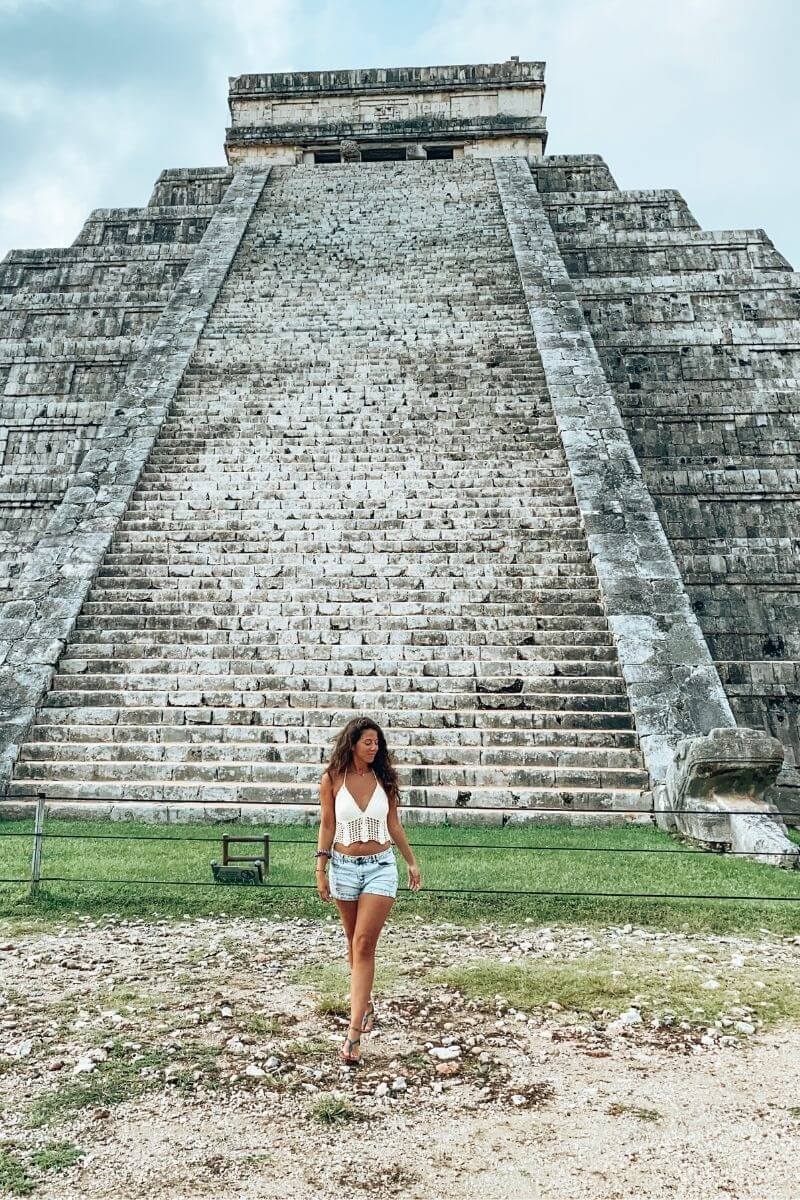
[29,791,47,895]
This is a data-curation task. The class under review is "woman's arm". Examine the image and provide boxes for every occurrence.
[315,772,336,899]
[387,803,422,890]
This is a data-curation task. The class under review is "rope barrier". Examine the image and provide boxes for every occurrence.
[0,829,798,857]
[1,874,800,902]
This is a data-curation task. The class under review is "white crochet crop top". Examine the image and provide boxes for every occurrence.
[334,767,393,847]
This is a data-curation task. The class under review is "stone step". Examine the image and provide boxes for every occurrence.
[151,422,560,437]
[144,435,563,452]
[116,499,582,516]
[27,722,638,751]
[30,704,635,731]
[19,738,642,766]
[49,666,626,694]
[125,463,563,480]
[12,758,647,790]
[105,539,590,557]
[41,688,629,712]
[137,456,568,471]
[61,640,617,663]
[90,568,599,588]
[144,446,564,460]
[99,547,594,566]
[76,600,607,617]
[5,777,648,812]
[111,516,587,534]
[65,626,616,647]
[131,473,573,492]
[72,612,613,632]
[55,656,620,681]
[1,799,652,829]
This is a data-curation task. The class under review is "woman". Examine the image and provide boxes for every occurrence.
[315,716,422,1066]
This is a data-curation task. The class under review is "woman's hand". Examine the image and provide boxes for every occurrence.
[407,862,422,891]
[316,868,331,903]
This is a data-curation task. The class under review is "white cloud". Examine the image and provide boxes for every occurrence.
[0,172,89,250]
[0,74,173,254]
[413,0,798,266]
[0,0,297,259]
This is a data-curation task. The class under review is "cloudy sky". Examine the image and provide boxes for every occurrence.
[1,0,797,266]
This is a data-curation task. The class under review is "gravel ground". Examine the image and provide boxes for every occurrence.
[2,913,800,1199]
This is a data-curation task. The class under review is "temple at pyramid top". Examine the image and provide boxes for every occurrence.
[225,58,547,164]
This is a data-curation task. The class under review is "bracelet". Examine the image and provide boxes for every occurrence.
[315,849,332,859]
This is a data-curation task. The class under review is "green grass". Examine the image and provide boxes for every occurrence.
[25,1038,221,1129]
[28,1144,84,1174]
[427,954,800,1029]
[307,1095,364,1125]
[237,1012,286,1037]
[0,1141,83,1197]
[0,1147,34,1198]
[1,818,800,935]
[26,1043,171,1129]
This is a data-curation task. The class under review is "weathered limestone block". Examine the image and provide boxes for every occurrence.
[777,764,800,830]
[147,168,234,207]
[529,154,617,193]
[654,726,798,868]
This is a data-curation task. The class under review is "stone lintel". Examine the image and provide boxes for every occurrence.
[229,60,545,98]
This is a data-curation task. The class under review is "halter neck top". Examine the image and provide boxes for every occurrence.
[334,767,392,847]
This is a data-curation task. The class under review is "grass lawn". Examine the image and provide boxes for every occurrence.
[1,817,800,935]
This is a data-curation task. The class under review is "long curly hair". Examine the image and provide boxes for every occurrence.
[325,716,401,805]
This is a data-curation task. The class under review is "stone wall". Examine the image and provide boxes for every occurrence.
[532,153,800,770]
[0,168,269,795]
[494,157,734,785]
[0,168,233,596]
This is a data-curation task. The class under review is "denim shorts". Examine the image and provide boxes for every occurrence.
[329,847,398,901]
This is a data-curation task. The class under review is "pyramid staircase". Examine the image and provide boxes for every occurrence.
[8,160,650,825]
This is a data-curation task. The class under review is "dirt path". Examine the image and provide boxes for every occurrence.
[2,914,799,1199]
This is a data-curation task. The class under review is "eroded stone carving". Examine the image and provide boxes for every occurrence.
[339,139,361,163]
[654,727,799,868]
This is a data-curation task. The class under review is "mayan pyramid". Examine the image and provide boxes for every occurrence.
[1,60,797,861]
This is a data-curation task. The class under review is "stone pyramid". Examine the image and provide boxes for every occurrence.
[0,61,796,860]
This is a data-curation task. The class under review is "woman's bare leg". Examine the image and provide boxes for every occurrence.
[334,897,359,971]
[350,893,395,1031]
